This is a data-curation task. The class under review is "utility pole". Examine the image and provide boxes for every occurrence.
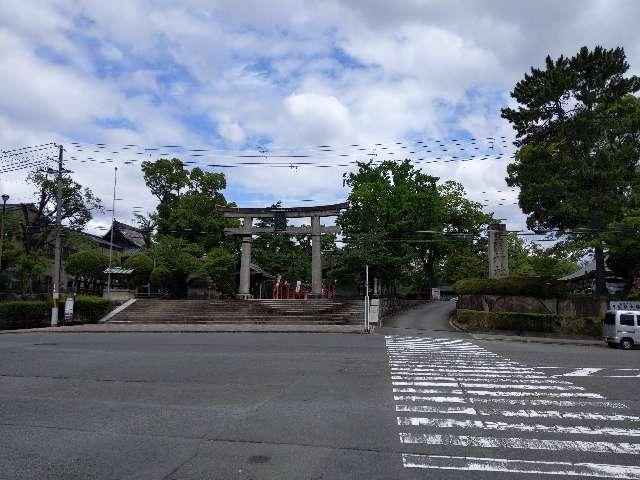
[364,264,370,333]
[51,144,64,326]
[0,194,9,273]
[106,166,118,296]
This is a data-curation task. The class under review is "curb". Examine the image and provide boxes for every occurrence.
[0,324,366,335]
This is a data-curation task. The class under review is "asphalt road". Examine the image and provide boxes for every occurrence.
[1,302,639,479]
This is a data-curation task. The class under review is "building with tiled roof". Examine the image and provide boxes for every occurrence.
[102,221,146,253]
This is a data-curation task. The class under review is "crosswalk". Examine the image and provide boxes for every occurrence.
[385,336,640,478]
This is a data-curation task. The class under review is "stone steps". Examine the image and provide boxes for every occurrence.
[107,298,364,325]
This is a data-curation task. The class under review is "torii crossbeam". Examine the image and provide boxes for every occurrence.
[220,203,347,298]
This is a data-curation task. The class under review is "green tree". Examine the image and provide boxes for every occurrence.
[430,181,494,287]
[149,265,174,290]
[21,171,103,253]
[201,247,236,295]
[502,46,640,293]
[141,159,234,251]
[15,252,49,293]
[337,160,441,293]
[123,253,154,288]
[65,250,109,294]
[147,235,202,296]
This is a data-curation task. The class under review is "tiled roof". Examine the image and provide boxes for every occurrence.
[104,221,146,251]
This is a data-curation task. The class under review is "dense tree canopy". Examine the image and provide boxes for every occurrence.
[502,46,640,293]
[141,158,235,251]
[334,160,493,296]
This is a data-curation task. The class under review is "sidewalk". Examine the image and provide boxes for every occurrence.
[0,323,365,334]
[449,318,603,347]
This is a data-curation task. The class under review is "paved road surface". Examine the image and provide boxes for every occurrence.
[1,302,639,479]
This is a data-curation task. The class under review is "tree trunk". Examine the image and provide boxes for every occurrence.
[594,243,607,295]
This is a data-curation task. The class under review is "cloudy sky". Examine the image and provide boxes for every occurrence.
[1,0,639,235]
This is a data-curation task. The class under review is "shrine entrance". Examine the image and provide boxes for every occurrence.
[219,203,348,299]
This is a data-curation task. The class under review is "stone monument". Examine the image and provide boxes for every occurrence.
[488,223,509,278]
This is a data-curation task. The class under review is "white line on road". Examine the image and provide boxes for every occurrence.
[563,368,604,377]
[393,387,604,399]
[391,380,584,390]
[401,454,640,479]
[397,417,640,437]
[395,405,640,422]
[398,433,640,455]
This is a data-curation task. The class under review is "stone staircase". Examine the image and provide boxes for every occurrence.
[108,298,364,325]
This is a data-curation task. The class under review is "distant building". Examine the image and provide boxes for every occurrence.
[102,221,146,253]
[559,259,626,295]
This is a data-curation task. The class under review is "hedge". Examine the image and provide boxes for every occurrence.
[73,296,112,323]
[453,277,570,297]
[456,309,601,337]
[0,301,50,329]
[0,296,112,330]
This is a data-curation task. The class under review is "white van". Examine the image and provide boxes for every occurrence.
[603,310,640,350]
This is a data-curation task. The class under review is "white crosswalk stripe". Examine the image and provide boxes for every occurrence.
[386,335,640,478]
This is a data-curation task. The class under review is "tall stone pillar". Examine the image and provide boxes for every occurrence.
[488,223,509,278]
[311,215,322,298]
[238,216,253,298]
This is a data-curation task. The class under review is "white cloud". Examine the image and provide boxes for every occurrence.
[1,0,640,235]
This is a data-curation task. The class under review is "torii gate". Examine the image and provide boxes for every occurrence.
[220,203,347,299]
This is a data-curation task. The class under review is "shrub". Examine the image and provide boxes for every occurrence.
[453,277,569,297]
[150,265,173,289]
[627,288,640,300]
[0,300,50,329]
[456,309,601,337]
[73,296,112,323]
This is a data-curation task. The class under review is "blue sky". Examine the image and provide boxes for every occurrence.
[1,0,639,235]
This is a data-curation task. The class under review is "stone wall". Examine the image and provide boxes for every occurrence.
[457,294,607,318]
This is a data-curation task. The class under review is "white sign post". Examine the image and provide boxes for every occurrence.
[64,296,74,324]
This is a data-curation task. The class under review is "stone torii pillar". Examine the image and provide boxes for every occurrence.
[238,216,253,298]
[311,215,322,297]
[219,203,347,299]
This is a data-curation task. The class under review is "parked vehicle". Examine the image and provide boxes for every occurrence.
[603,310,640,349]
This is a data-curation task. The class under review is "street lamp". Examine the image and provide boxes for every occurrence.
[0,194,9,273]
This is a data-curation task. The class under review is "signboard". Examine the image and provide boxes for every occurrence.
[273,211,287,231]
[295,280,301,293]
[64,297,74,322]
[369,298,380,324]
[431,288,441,301]
[609,301,640,312]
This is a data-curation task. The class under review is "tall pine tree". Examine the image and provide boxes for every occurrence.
[502,46,640,293]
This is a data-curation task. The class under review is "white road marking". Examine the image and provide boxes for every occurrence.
[397,417,640,437]
[396,405,640,422]
[391,374,575,384]
[386,335,639,477]
[401,454,640,479]
[399,433,640,454]
[393,387,604,398]
[391,380,584,390]
[563,367,604,377]
[394,395,466,403]
[471,398,628,408]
